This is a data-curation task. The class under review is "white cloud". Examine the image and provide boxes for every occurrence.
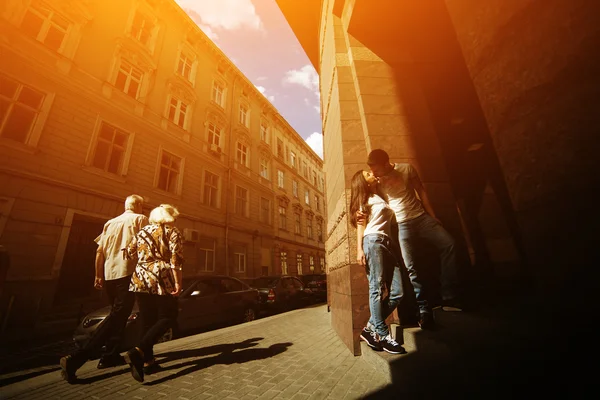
[255,76,268,82]
[199,24,218,40]
[254,85,276,104]
[314,105,320,114]
[305,132,323,159]
[284,65,319,95]
[176,0,263,33]
[303,98,310,106]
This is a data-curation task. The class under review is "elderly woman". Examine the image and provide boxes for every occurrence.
[123,204,184,382]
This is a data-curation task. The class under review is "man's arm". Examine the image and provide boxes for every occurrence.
[94,248,105,289]
[411,170,441,223]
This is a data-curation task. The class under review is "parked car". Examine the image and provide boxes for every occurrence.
[73,275,259,352]
[244,275,312,314]
[299,274,327,303]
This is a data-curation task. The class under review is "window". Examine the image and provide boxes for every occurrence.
[307,218,313,239]
[21,3,69,53]
[167,96,188,129]
[280,251,288,275]
[203,171,220,207]
[320,257,325,273]
[315,195,320,211]
[297,253,303,275]
[277,170,284,188]
[278,204,286,229]
[197,239,215,272]
[305,190,310,205]
[176,51,194,81]
[260,158,269,179]
[310,256,315,271]
[260,197,271,225]
[212,81,225,107]
[233,252,246,273]
[277,138,284,158]
[292,181,298,198]
[239,103,249,127]
[157,150,182,194]
[235,186,248,217]
[320,177,325,191]
[207,122,221,146]
[260,123,268,143]
[303,161,308,178]
[236,142,248,166]
[290,151,296,168]
[317,221,323,242]
[0,75,46,144]
[294,212,301,235]
[91,122,129,175]
[221,277,244,291]
[130,11,155,48]
[115,60,143,99]
[312,171,317,186]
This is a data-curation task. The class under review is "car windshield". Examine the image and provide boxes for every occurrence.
[247,277,279,288]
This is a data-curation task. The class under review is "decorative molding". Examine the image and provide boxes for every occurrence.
[276,195,290,207]
[115,37,157,72]
[166,78,196,105]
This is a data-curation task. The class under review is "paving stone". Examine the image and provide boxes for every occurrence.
[2,306,389,400]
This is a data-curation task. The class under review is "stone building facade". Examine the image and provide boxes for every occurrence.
[277,0,600,354]
[0,0,326,333]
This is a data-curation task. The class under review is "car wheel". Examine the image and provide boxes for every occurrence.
[242,307,256,323]
[157,327,173,343]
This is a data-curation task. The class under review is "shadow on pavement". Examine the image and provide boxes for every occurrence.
[73,337,292,385]
[363,286,599,399]
[144,341,293,386]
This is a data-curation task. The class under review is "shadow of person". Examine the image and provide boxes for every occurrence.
[145,342,293,386]
[73,337,266,385]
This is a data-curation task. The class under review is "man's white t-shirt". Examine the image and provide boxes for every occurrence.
[378,163,425,223]
[363,194,396,237]
[96,210,149,280]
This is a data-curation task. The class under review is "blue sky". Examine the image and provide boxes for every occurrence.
[174,0,323,158]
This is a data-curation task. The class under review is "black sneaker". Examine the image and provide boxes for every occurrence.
[97,355,126,369]
[360,327,382,351]
[418,312,435,329]
[124,348,145,382]
[380,334,406,354]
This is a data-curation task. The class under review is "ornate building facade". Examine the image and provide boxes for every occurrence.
[0,0,326,333]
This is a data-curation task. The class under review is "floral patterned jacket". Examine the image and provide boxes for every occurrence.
[126,224,184,295]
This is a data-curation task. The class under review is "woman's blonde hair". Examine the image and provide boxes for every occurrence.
[149,204,180,224]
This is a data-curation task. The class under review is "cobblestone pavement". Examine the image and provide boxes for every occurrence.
[2,305,389,400]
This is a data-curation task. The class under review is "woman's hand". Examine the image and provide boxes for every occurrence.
[357,248,366,266]
[171,282,181,297]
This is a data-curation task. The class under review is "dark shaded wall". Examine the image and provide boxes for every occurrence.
[445,0,600,288]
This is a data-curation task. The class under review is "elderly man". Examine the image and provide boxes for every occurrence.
[60,195,149,383]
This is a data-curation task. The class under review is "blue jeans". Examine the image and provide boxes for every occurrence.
[364,234,404,337]
[398,214,459,315]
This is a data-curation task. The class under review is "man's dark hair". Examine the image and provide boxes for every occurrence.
[367,149,389,165]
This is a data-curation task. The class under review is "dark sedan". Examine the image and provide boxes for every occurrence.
[73,275,259,351]
[244,275,312,314]
[299,274,327,303]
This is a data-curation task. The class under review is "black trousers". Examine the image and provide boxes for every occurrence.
[135,293,178,362]
[73,275,134,365]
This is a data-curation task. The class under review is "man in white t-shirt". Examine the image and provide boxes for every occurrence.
[365,149,462,329]
[60,195,149,382]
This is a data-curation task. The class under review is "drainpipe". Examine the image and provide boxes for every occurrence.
[224,73,239,277]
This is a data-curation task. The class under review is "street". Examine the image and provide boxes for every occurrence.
[1,305,389,399]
